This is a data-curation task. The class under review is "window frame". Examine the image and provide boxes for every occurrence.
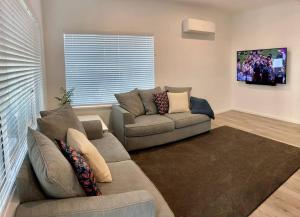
[63,33,156,107]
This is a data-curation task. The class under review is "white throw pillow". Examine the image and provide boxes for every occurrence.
[67,128,112,183]
[167,92,190,113]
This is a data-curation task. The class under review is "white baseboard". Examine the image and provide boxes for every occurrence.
[232,108,300,125]
[214,108,231,115]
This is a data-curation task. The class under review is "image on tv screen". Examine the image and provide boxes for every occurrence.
[237,48,287,85]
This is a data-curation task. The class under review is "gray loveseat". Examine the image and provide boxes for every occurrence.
[15,120,174,217]
[112,105,211,151]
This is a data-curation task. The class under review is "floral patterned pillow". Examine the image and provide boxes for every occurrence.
[153,91,169,115]
[55,139,101,196]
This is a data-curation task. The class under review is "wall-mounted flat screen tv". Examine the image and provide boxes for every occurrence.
[237,48,287,85]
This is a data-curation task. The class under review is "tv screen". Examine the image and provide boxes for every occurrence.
[237,48,287,85]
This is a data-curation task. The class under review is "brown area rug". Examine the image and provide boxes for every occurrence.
[131,126,300,217]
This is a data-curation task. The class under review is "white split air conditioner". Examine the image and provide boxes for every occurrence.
[182,19,216,34]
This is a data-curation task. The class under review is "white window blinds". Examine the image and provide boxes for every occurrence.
[0,0,43,214]
[64,34,155,106]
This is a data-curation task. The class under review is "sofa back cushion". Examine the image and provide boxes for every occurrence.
[27,128,85,198]
[115,89,145,116]
[40,104,72,117]
[16,155,46,203]
[37,105,86,141]
[165,86,192,99]
[138,87,161,115]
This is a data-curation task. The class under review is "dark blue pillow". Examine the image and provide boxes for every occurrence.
[190,96,215,119]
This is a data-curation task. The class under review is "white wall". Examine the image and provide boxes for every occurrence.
[231,1,300,124]
[41,0,232,125]
[41,0,300,125]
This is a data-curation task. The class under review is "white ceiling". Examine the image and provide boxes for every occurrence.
[170,0,296,13]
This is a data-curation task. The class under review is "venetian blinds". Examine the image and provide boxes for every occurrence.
[0,0,43,214]
[64,34,155,106]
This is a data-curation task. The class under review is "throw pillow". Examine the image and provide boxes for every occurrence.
[165,86,192,99]
[67,128,112,183]
[115,89,145,116]
[27,128,84,198]
[138,87,162,115]
[56,139,101,196]
[167,92,190,113]
[37,105,86,141]
[153,91,169,115]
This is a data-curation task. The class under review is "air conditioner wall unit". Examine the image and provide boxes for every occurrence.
[182,18,216,34]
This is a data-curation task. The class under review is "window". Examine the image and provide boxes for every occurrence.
[0,0,43,214]
[64,34,155,106]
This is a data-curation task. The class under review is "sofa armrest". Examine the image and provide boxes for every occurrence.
[81,120,103,140]
[111,105,135,144]
[15,190,155,217]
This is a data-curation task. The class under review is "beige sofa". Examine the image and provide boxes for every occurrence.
[112,105,211,151]
[15,120,174,217]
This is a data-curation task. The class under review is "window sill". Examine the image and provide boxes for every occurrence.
[73,104,114,110]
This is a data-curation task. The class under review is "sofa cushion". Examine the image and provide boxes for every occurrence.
[125,115,175,137]
[37,105,86,141]
[27,128,85,198]
[100,160,174,217]
[115,89,145,117]
[91,133,131,163]
[164,112,210,129]
[139,87,162,115]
